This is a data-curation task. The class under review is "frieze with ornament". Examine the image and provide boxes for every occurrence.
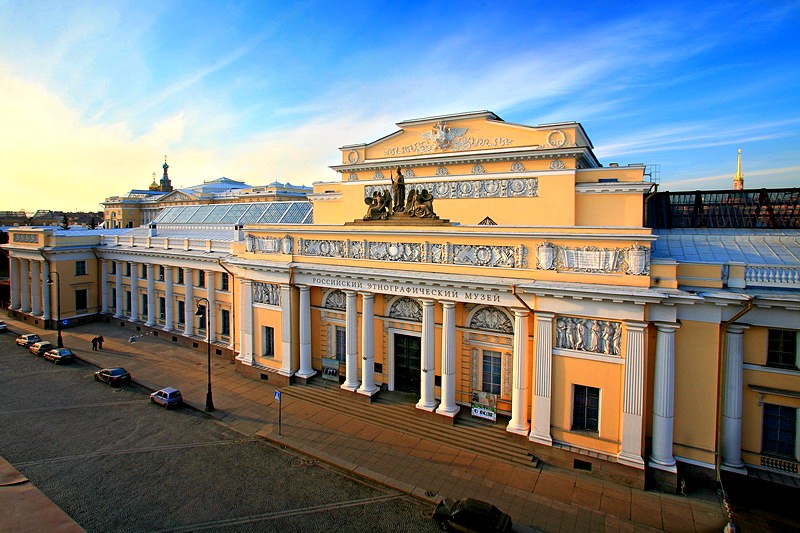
[383,120,514,156]
[469,306,513,333]
[297,238,526,268]
[535,242,650,275]
[247,235,294,254]
[253,282,280,306]
[364,177,538,200]
[555,317,622,356]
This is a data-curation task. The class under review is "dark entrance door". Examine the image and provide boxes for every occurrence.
[394,334,421,394]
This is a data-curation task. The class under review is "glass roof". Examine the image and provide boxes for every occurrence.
[151,202,312,226]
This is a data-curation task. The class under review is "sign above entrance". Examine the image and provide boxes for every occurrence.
[297,273,518,306]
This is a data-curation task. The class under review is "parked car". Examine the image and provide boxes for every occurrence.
[0,320,7,332]
[16,334,41,347]
[29,341,54,356]
[94,367,131,386]
[433,498,512,532]
[44,348,76,364]
[150,387,183,409]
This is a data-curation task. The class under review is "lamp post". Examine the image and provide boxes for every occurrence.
[46,272,64,348]
[195,298,214,412]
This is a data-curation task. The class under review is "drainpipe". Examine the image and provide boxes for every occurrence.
[510,284,534,314]
[217,259,236,352]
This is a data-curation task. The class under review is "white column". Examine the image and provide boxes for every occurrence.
[206,271,216,342]
[722,323,748,470]
[341,290,360,391]
[114,261,123,318]
[164,266,174,331]
[416,299,438,412]
[100,260,109,314]
[650,322,680,471]
[507,309,531,435]
[358,292,378,396]
[279,283,295,377]
[129,262,139,322]
[10,257,20,310]
[30,261,41,316]
[436,301,460,417]
[42,261,51,321]
[530,312,554,445]
[619,321,647,469]
[145,264,155,326]
[20,259,31,313]
[237,279,254,364]
[296,285,316,379]
[183,268,194,336]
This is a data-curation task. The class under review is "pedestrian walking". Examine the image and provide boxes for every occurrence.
[97,335,104,350]
[91,337,98,351]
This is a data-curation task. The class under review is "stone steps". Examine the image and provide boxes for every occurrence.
[283,379,539,471]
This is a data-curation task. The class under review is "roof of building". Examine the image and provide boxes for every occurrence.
[652,229,800,265]
[151,201,313,226]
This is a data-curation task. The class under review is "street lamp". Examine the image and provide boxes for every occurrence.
[195,298,214,412]
[46,272,64,348]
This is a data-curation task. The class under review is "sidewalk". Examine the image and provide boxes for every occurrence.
[2,316,727,532]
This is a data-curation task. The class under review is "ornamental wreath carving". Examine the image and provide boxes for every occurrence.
[555,317,622,356]
[533,242,650,275]
[388,297,422,321]
[364,177,538,200]
[324,289,346,310]
[469,307,513,333]
[253,282,280,306]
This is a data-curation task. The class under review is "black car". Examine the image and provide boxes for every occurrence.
[433,498,512,532]
[94,367,131,386]
[44,348,76,364]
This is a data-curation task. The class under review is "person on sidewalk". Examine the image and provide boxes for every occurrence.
[97,335,104,350]
[91,337,98,351]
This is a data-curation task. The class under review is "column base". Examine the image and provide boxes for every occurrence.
[356,384,379,397]
[277,369,295,378]
[649,456,677,473]
[529,433,552,446]
[721,463,748,475]
[295,369,317,380]
[506,422,530,436]
[415,400,438,412]
[617,452,646,469]
[340,382,359,392]
[435,404,460,418]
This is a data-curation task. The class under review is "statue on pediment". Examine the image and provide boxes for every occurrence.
[391,167,406,212]
[406,189,436,218]
[363,189,391,220]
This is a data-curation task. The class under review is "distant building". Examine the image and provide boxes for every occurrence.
[101,159,312,228]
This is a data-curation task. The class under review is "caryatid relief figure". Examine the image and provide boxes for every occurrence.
[574,319,585,351]
[556,318,567,348]
[391,167,406,212]
[589,320,601,352]
[565,317,577,349]
[612,323,622,356]
[601,321,614,354]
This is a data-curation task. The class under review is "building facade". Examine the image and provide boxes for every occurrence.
[5,111,799,492]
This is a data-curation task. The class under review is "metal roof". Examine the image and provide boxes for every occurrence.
[150,202,313,226]
[653,229,800,265]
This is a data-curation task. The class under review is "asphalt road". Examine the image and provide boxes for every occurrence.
[0,332,439,532]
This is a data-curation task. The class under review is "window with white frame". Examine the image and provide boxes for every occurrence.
[767,329,798,369]
[335,326,346,362]
[762,403,797,459]
[262,326,275,357]
[481,350,502,395]
[572,385,600,432]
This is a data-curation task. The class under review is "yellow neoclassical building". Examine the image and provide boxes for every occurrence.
[5,111,799,493]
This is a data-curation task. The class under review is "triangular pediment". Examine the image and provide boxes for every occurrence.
[157,190,200,204]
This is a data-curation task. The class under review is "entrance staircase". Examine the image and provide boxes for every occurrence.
[282,378,540,471]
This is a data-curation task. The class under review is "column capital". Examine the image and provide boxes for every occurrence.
[726,323,749,334]
[342,288,358,296]
[623,320,649,331]
[419,297,436,306]
[512,308,530,318]
[441,300,456,309]
[358,291,374,300]
[296,284,310,291]
[654,321,680,332]
[535,311,555,321]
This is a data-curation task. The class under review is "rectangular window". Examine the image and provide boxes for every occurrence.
[198,270,206,288]
[75,260,87,276]
[158,266,165,281]
[125,263,131,277]
[75,289,88,310]
[572,385,600,432]
[177,300,185,324]
[141,264,147,279]
[141,294,148,316]
[768,329,798,369]
[335,326,346,362]
[762,403,797,458]
[177,269,185,285]
[110,262,117,275]
[481,350,502,395]
[125,291,132,312]
[112,288,117,311]
[262,326,275,356]
[159,297,166,319]
[221,309,230,336]
[197,305,206,330]
[221,273,229,291]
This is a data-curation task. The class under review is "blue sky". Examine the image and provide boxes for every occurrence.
[1,0,798,212]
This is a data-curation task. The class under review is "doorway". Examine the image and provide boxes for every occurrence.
[393,333,421,394]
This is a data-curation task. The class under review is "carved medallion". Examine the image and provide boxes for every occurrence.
[324,290,346,310]
[469,307,513,333]
[547,130,566,147]
[436,166,449,176]
[388,297,422,321]
[472,164,485,174]
[549,159,565,170]
[510,161,526,172]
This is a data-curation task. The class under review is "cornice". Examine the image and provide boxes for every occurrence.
[575,182,654,194]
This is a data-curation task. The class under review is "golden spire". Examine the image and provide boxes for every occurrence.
[733,148,744,190]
